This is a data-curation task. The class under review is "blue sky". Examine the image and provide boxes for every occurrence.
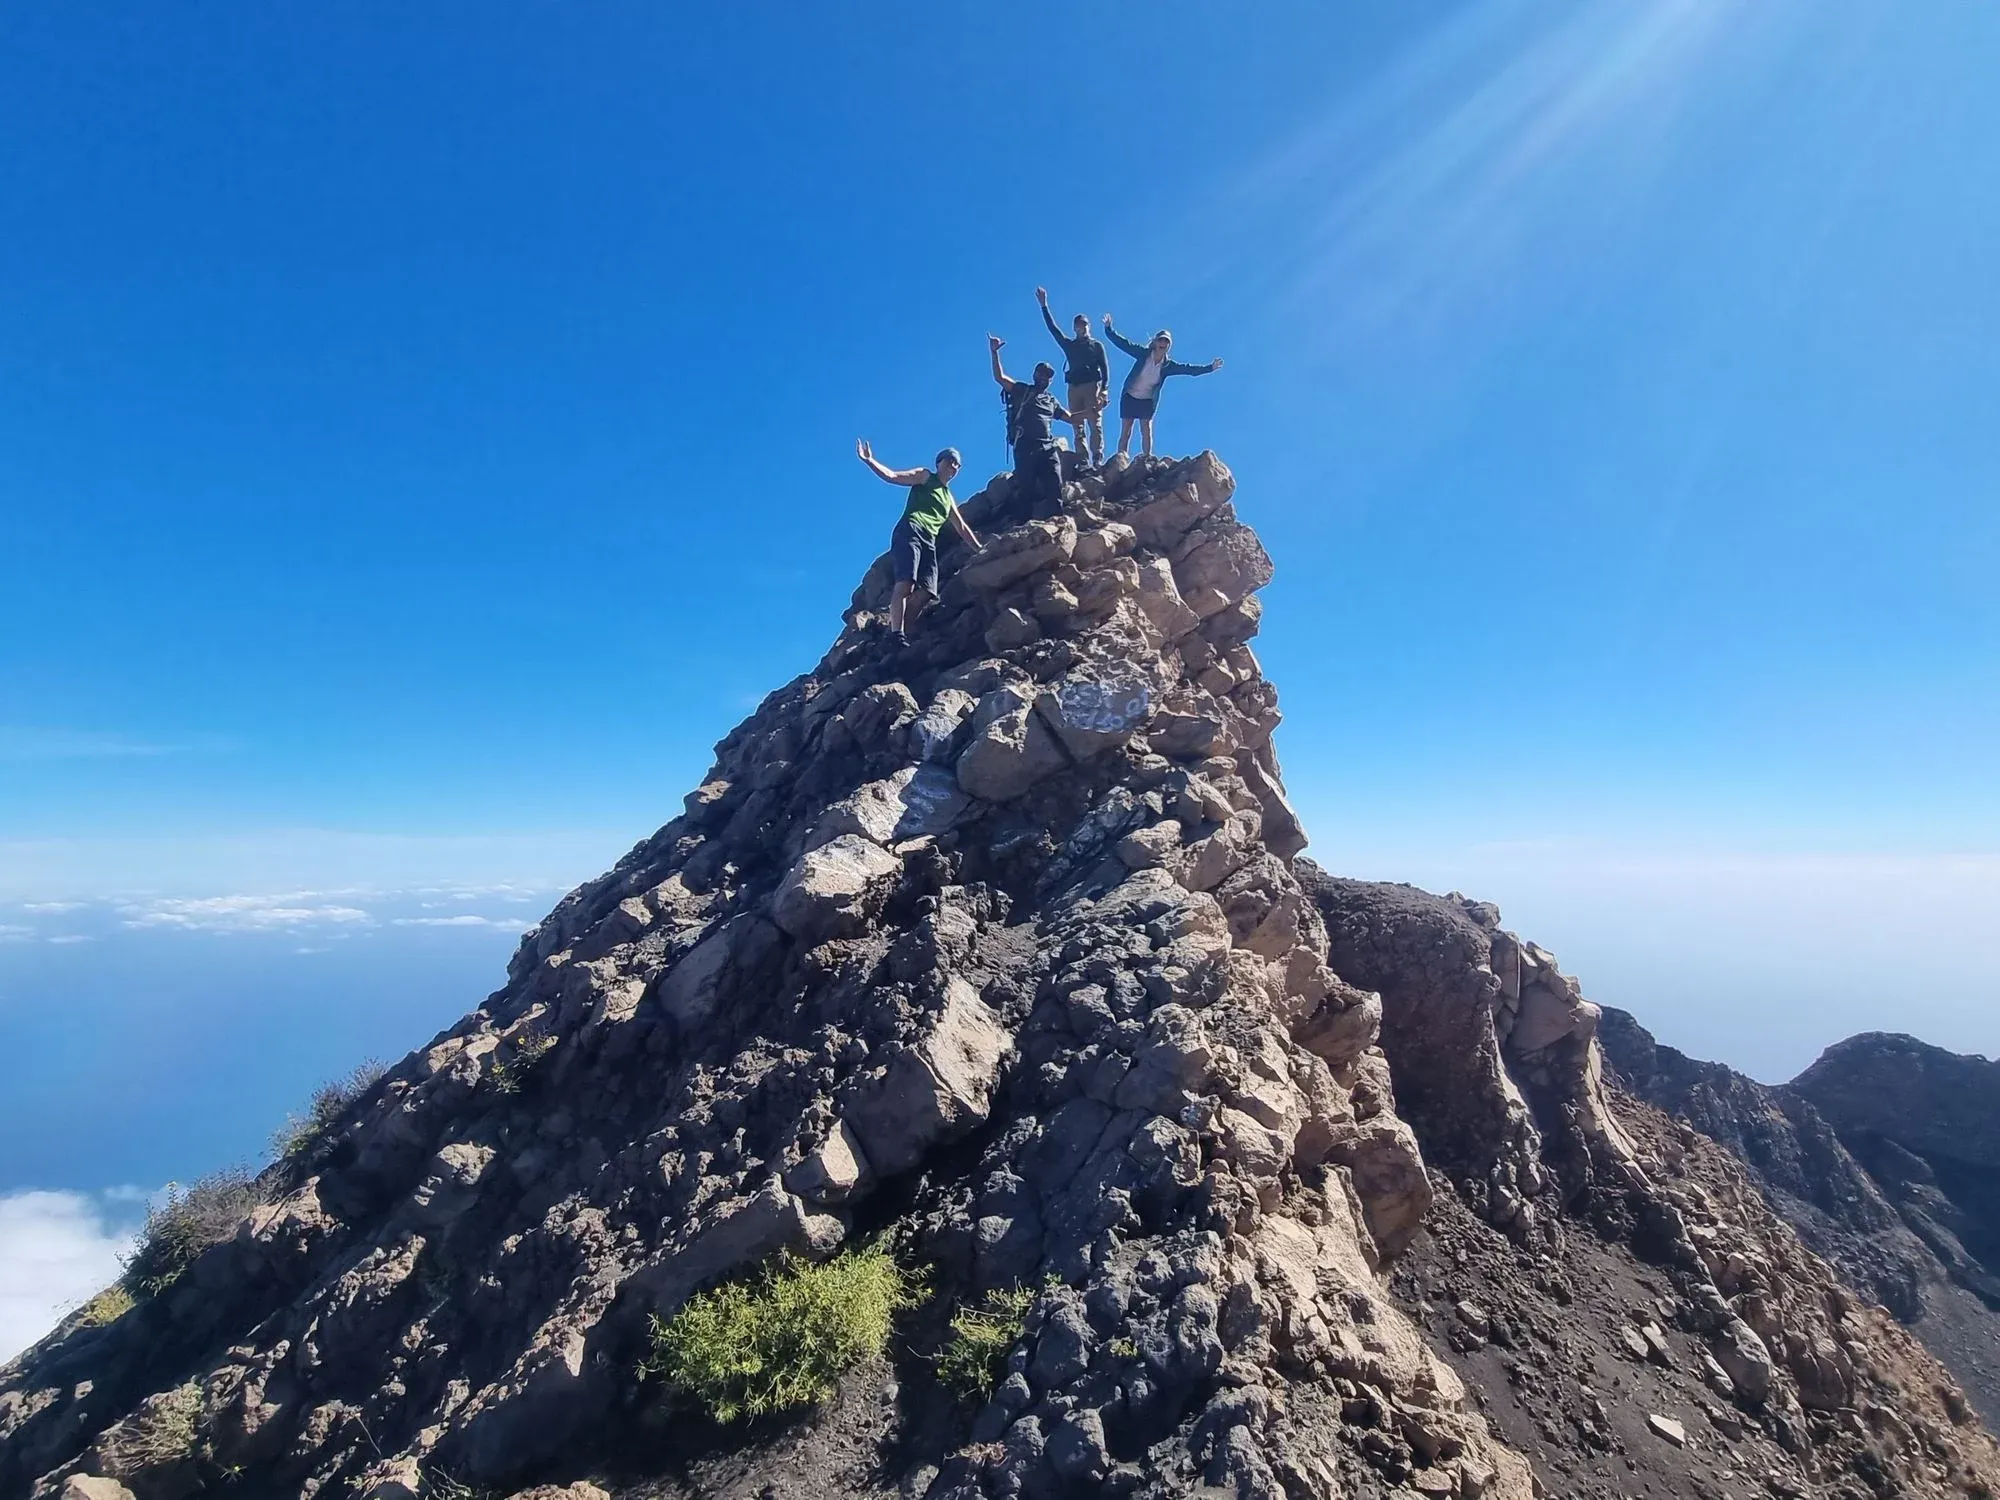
[2,1,1997,1352]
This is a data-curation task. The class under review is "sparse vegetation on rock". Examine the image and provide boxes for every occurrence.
[116,1379,202,1471]
[642,1245,915,1423]
[75,1284,136,1328]
[271,1057,387,1160]
[120,1169,259,1297]
[935,1285,1037,1404]
[486,1029,555,1095]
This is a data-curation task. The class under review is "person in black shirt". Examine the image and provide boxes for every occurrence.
[1036,286,1108,464]
[988,334,1072,520]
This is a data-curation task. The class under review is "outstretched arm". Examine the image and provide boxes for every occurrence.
[1037,288,1066,347]
[1165,356,1224,377]
[949,506,983,551]
[855,438,926,486]
[1102,317,1146,359]
[984,334,1016,390]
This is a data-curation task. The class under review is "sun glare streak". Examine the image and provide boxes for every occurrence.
[1252,0,1769,353]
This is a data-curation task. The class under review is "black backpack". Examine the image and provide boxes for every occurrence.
[1002,382,1035,448]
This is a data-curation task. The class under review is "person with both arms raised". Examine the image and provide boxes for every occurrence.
[1036,285,1109,465]
[1104,315,1224,460]
[988,333,1071,520]
[855,438,983,643]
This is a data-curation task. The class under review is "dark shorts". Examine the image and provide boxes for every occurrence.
[1120,392,1159,422]
[890,516,940,596]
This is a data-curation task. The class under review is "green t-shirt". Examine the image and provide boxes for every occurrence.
[902,472,956,540]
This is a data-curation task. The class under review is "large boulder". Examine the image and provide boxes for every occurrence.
[1123,454,1234,549]
[806,764,970,850]
[1036,671,1157,761]
[1131,556,1202,641]
[956,701,1071,802]
[1171,520,1274,619]
[653,913,783,1028]
[957,516,1077,592]
[847,979,1013,1175]
[785,1119,873,1205]
[771,835,903,944]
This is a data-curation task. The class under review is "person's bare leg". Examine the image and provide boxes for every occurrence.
[1117,418,1134,457]
[1140,419,1155,457]
[905,588,931,632]
[888,581,912,634]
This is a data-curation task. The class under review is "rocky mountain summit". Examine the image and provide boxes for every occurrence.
[4,452,1997,1500]
[1601,1015,2000,1424]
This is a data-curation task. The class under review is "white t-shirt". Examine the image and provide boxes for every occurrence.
[1127,354,1167,400]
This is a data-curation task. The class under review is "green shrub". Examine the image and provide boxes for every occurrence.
[642,1244,915,1423]
[488,1030,556,1095]
[121,1380,202,1469]
[935,1285,1038,1405]
[122,1170,261,1297]
[76,1283,136,1327]
[272,1058,387,1160]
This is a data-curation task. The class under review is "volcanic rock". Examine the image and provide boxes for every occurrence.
[2,453,1994,1500]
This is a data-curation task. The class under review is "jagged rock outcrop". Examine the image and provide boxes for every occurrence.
[1301,875,2000,1500]
[3,454,1994,1500]
[1795,1035,2000,1298]
[0,454,1522,1500]
[1601,1012,2000,1423]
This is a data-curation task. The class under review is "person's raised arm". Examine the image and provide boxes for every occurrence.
[988,333,1018,390]
[1102,316,1146,359]
[855,437,924,486]
[1037,287,1066,348]
[952,508,984,556]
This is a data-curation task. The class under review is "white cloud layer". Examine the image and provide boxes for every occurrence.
[0,879,565,942]
[390,915,536,930]
[0,1191,144,1363]
[0,830,617,904]
[121,894,375,934]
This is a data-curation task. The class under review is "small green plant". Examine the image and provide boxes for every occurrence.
[421,1468,493,1500]
[935,1285,1039,1405]
[121,1380,202,1469]
[76,1283,137,1327]
[122,1169,262,1297]
[488,1030,556,1095]
[272,1058,388,1160]
[641,1244,915,1423]
[1109,1336,1138,1360]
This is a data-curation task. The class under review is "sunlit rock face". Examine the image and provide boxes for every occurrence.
[5,451,1996,1500]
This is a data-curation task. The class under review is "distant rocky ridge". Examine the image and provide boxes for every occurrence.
[3,452,1995,1500]
[1600,1012,2000,1424]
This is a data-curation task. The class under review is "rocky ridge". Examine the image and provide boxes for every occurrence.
[1600,1013,2000,1424]
[0,452,1530,1500]
[1302,875,2000,1500]
[1,455,1994,1500]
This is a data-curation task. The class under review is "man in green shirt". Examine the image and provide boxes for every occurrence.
[856,439,984,641]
